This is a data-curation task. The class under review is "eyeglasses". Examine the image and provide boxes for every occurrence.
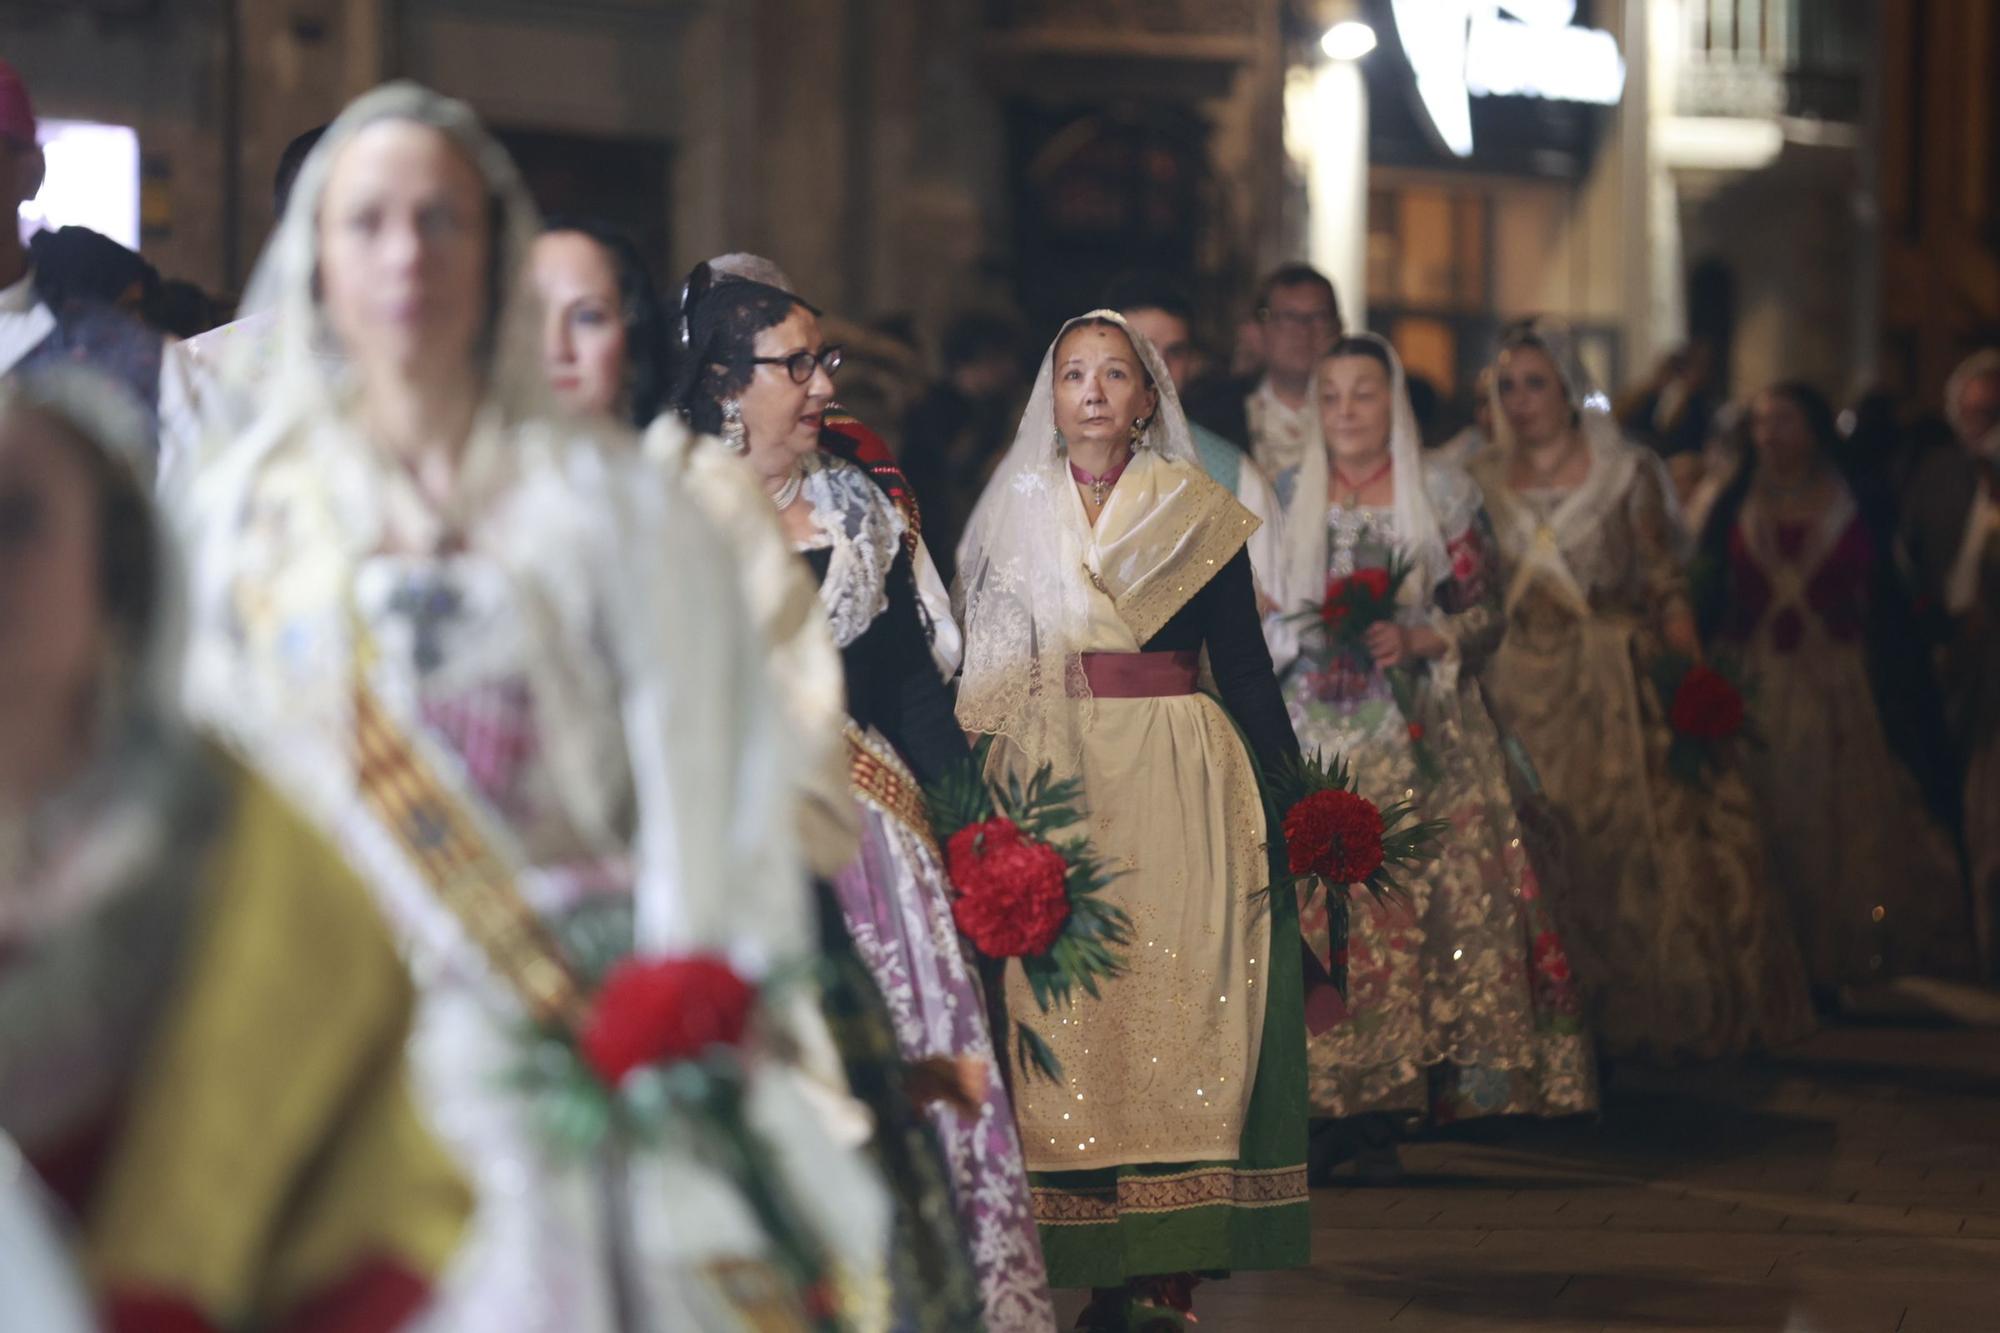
[751,346,844,384]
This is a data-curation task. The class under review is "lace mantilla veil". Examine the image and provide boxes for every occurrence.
[954,309,1203,770]
[1479,316,1688,581]
[177,82,891,1284]
[1278,331,1481,615]
[185,81,805,964]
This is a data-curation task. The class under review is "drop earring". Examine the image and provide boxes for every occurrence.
[721,398,747,453]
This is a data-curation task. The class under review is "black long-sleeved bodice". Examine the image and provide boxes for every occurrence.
[802,544,969,787]
[1140,546,1300,780]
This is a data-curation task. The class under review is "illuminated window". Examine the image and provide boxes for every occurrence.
[17,119,141,250]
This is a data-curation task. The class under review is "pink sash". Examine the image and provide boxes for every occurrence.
[1077,650,1200,699]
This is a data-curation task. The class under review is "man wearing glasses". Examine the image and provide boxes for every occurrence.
[1182,263,1343,508]
[1241,264,1343,506]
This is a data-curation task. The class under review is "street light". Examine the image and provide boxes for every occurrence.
[1321,20,1378,62]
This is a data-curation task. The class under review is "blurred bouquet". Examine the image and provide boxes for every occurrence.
[1290,551,1441,783]
[1649,653,1754,786]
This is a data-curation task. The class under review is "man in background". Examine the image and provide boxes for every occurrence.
[0,59,161,431]
[900,310,1025,584]
[1183,262,1342,507]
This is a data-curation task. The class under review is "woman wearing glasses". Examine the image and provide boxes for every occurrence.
[671,264,1055,1333]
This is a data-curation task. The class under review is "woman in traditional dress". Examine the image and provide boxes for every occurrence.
[1696,382,1974,995]
[1471,319,1813,1060]
[179,84,886,1332]
[528,223,861,876]
[955,310,1309,1328]
[529,224,1025,1330]
[1276,335,1594,1172]
[0,369,468,1331]
[673,263,1056,1333]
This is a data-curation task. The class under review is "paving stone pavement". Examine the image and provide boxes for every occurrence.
[1053,1023,2000,1331]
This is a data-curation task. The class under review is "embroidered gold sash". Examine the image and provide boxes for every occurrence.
[351,682,589,1032]
[843,724,939,861]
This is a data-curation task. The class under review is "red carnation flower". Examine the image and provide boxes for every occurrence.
[1669,664,1744,741]
[945,818,1073,958]
[1351,567,1392,599]
[1532,930,1574,985]
[1283,788,1386,885]
[580,955,756,1087]
[1319,574,1354,627]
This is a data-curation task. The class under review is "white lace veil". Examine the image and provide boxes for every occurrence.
[183,82,893,1279]
[0,367,197,941]
[1280,332,1465,612]
[222,81,555,446]
[0,368,181,725]
[1482,316,1687,584]
[1488,317,1617,456]
[955,310,1199,769]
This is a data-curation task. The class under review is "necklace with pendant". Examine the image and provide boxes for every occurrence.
[1333,454,1393,506]
[1070,450,1133,509]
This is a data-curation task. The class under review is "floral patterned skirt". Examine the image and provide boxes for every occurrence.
[1484,617,1815,1060]
[1285,664,1597,1122]
[830,731,1055,1331]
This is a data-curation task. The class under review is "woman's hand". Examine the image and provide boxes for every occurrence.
[1662,612,1703,662]
[1365,621,1446,668]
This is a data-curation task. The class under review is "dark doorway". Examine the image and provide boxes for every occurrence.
[1006,101,1210,345]
[493,126,673,281]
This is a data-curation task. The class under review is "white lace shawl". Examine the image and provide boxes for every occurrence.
[1278,331,1482,615]
[953,310,1209,769]
[798,452,906,649]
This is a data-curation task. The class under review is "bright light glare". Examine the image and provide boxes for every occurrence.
[1321,21,1379,62]
[17,120,141,250]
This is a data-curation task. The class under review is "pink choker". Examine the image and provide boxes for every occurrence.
[1069,453,1132,506]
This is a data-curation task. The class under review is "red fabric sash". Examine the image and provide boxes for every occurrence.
[1077,650,1200,698]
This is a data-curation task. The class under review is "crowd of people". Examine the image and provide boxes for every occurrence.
[2,59,1996,1333]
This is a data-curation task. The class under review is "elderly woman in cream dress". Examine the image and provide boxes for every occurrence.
[956,310,1308,1329]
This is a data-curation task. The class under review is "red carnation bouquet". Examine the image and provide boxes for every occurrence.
[511,903,835,1325]
[1648,653,1755,786]
[578,955,757,1087]
[1288,551,1442,783]
[928,739,1129,1085]
[1264,749,1448,1000]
